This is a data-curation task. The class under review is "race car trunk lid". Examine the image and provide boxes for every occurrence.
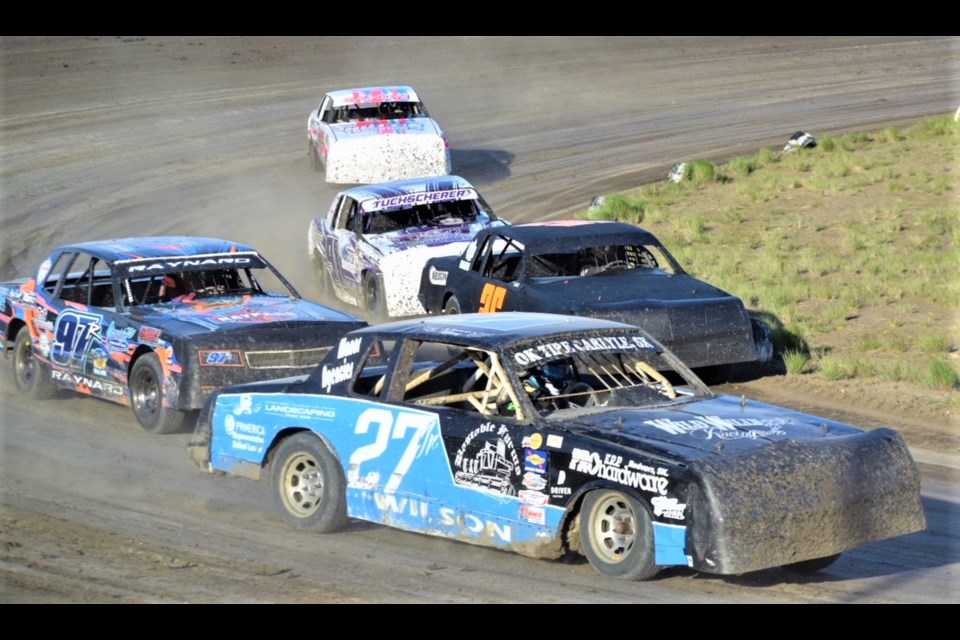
[683,427,926,575]
[176,319,366,409]
[326,128,449,184]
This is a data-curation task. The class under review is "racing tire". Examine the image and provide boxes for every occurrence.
[581,489,660,581]
[129,353,188,434]
[12,329,55,400]
[363,273,388,323]
[443,295,462,315]
[310,250,331,299]
[308,140,322,173]
[751,317,774,363]
[783,553,842,574]
[269,432,349,533]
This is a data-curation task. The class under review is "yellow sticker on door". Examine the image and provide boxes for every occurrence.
[479,283,507,313]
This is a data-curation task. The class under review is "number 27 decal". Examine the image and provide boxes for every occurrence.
[479,283,507,313]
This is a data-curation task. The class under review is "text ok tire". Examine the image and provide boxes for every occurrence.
[269,432,348,533]
[129,353,187,434]
[12,329,55,399]
[581,489,660,581]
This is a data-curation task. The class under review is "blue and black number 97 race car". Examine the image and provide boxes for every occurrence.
[188,312,925,580]
[0,236,366,434]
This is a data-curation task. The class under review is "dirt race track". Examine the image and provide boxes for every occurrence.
[1,36,958,603]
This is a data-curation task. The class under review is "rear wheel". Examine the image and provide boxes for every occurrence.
[443,295,462,314]
[269,432,348,533]
[581,489,659,581]
[12,329,55,399]
[129,353,188,434]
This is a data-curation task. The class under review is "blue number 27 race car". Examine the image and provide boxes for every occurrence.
[188,312,925,581]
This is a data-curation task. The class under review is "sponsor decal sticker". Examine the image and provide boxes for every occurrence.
[522,433,543,449]
[519,490,549,506]
[428,265,448,286]
[453,422,521,496]
[524,448,547,474]
[569,448,669,495]
[643,415,789,441]
[514,335,655,366]
[519,504,546,525]
[651,496,687,520]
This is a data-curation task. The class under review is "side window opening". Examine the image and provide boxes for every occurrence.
[351,339,397,399]
[42,252,78,298]
[396,341,525,420]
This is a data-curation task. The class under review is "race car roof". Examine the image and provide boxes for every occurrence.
[339,175,480,213]
[326,86,420,107]
[346,311,653,350]
[488,220,657,246]
[54,236,259,264]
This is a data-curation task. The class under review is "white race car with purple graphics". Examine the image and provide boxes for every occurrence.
[307,85,451,184]
[308,175,508,321]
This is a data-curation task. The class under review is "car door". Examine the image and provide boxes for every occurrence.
[382,338,545,547]
[309,95,334,155]
[324,195,365,305]
[35,250,128,401]
[454,233,526,314]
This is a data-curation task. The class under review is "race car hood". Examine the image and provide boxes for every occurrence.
[556,393,926,576]
[533,271,734,309]
[327,118,443,141]
[127,295,362,334]
[527,271,755,368]
[552,394,866,461]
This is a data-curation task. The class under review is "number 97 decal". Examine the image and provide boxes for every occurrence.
[51,310,102,365]
[479,283,507,313]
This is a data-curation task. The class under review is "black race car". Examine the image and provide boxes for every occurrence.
[418,220,772,383]
[1,236,367,433]
[188,312,925,581]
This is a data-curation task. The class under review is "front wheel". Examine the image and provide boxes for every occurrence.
[12,329,55,399]
[129,353,188,434]
[751,317,774,363]
[581,489,659,581]
[269,432,348,533]
[364,273,388,322]
[310,249,331,299]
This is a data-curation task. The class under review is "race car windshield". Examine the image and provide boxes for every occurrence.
[519,350,703,415]
[338,101,424,121]
[528,243,677,279]
[364,199,485,234]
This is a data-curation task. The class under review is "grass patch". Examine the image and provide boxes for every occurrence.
[577,113,959,413]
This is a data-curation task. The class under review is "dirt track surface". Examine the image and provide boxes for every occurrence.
[1,36,958,603]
